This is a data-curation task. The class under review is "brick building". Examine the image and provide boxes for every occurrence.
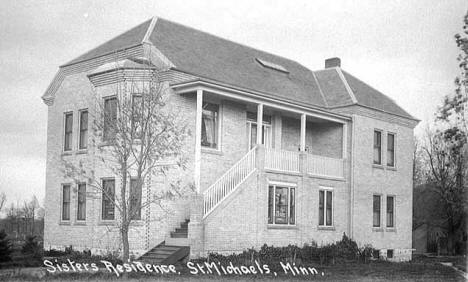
[42,17,419,262]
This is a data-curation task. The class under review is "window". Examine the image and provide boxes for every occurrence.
[386,196,394,228]
[78,110,88,149]
[64,113,73,151]
[373,195,381,227]
[77,183,86,221]
[61,185,71,221]
[201,102,219,149]
[387,133,395,167]
[102,179,115,220]
[373,130,382,164]
[387,249,394,259]
[131,95,143,138]
[268,184,295,225]
[130,179,142,220]
[246,112,272,149]
[319,190,333,226]
[103,97,117,141]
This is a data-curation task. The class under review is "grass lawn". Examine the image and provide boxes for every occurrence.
[0,260,465,281]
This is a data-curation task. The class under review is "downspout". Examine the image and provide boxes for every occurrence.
[349,115,356,238]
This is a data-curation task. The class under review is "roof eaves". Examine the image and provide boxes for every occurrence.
[330,103,420,122]
[170,69,350,121]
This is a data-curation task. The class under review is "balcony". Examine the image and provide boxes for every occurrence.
[263,146,344,179]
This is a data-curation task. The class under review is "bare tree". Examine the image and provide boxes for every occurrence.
[63,58,192,261]
[0,192,6,214]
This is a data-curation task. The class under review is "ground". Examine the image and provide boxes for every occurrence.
[0,259,466,281]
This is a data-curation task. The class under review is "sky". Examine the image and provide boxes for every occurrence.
[0,0,466,210]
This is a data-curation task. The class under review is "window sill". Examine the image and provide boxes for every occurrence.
[267,224,297,230]
[98,220,116,226]
[76,149,88,155]
[372,227,384,232]
[386,166,397,171]
[74,221,87,226]
[317,226,335,231]
[59,221,71,225]
[130,220,144,226]
[372,164,384,170]
[386,228,397,232]
[201,147,223,155]
[61,151,73,157]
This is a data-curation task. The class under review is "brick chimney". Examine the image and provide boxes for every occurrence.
[325,57,341,68]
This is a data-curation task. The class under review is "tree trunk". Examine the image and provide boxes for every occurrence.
[121,225,130,262]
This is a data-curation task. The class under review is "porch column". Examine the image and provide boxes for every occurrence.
[300,113,306,151]
[195,89,203,193]
[256,103,263,144]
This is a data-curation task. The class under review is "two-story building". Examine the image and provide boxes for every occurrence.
[42,17,419,262]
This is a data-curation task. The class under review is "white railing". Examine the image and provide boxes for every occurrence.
[306,154,344,178]
[203,147,257,218]
[264,147,300,173]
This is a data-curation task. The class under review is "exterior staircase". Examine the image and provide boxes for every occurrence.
[203,146,257,218]
[139,220,190,264]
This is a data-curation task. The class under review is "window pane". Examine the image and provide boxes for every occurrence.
[373,195,381,227]
[289,188,295,225]
[102,179,115,220]
[132,96,143,138]
[79,111,88,149]
[268,186,274,224]
[201,103,218,148]
[387,196,394,227]
[130,179,142,220]
[62,185,70,220]
[104,98,117,140]
[274,187,288,224]
[77,184,86,220]
[387,134,395,167]
[64,113,73,151]
[319,190,324,226]
[326,191,332,226]
[373,131,381,164]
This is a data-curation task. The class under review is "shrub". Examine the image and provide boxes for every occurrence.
[192,233,376,268]
[21,235,43,259]
[0,230,12,262]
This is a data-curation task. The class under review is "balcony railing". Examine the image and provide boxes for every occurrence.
[264,147,344,178]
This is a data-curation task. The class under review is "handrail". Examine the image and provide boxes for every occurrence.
[203,147,257,218]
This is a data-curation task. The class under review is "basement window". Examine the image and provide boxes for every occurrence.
[255,58,289,73]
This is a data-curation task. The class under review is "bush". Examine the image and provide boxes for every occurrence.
[0,230,12,262]
[44,248,122,265]
[21,235,43,259]
[192,233,377,269]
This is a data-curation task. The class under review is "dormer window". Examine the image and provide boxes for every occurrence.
[255,58,289,73]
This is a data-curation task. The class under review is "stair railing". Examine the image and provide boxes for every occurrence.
[203,146,257,218]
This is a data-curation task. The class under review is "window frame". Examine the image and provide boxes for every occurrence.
[201,102,221,150]
[373,129,382,165]
[61,184,71,221]
[63,112,73,152]
[246,112,272,150]
[103,96,118,142]
[386,195,395,228]
[267,181,296,226]
[387,132,396,167]
[318,187,334,227]
[101,178,116,221]
[373,194,382,228]
[78,109,88,150]
[76,183,86,221]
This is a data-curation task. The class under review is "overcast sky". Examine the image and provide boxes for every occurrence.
[0,0,466,209]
